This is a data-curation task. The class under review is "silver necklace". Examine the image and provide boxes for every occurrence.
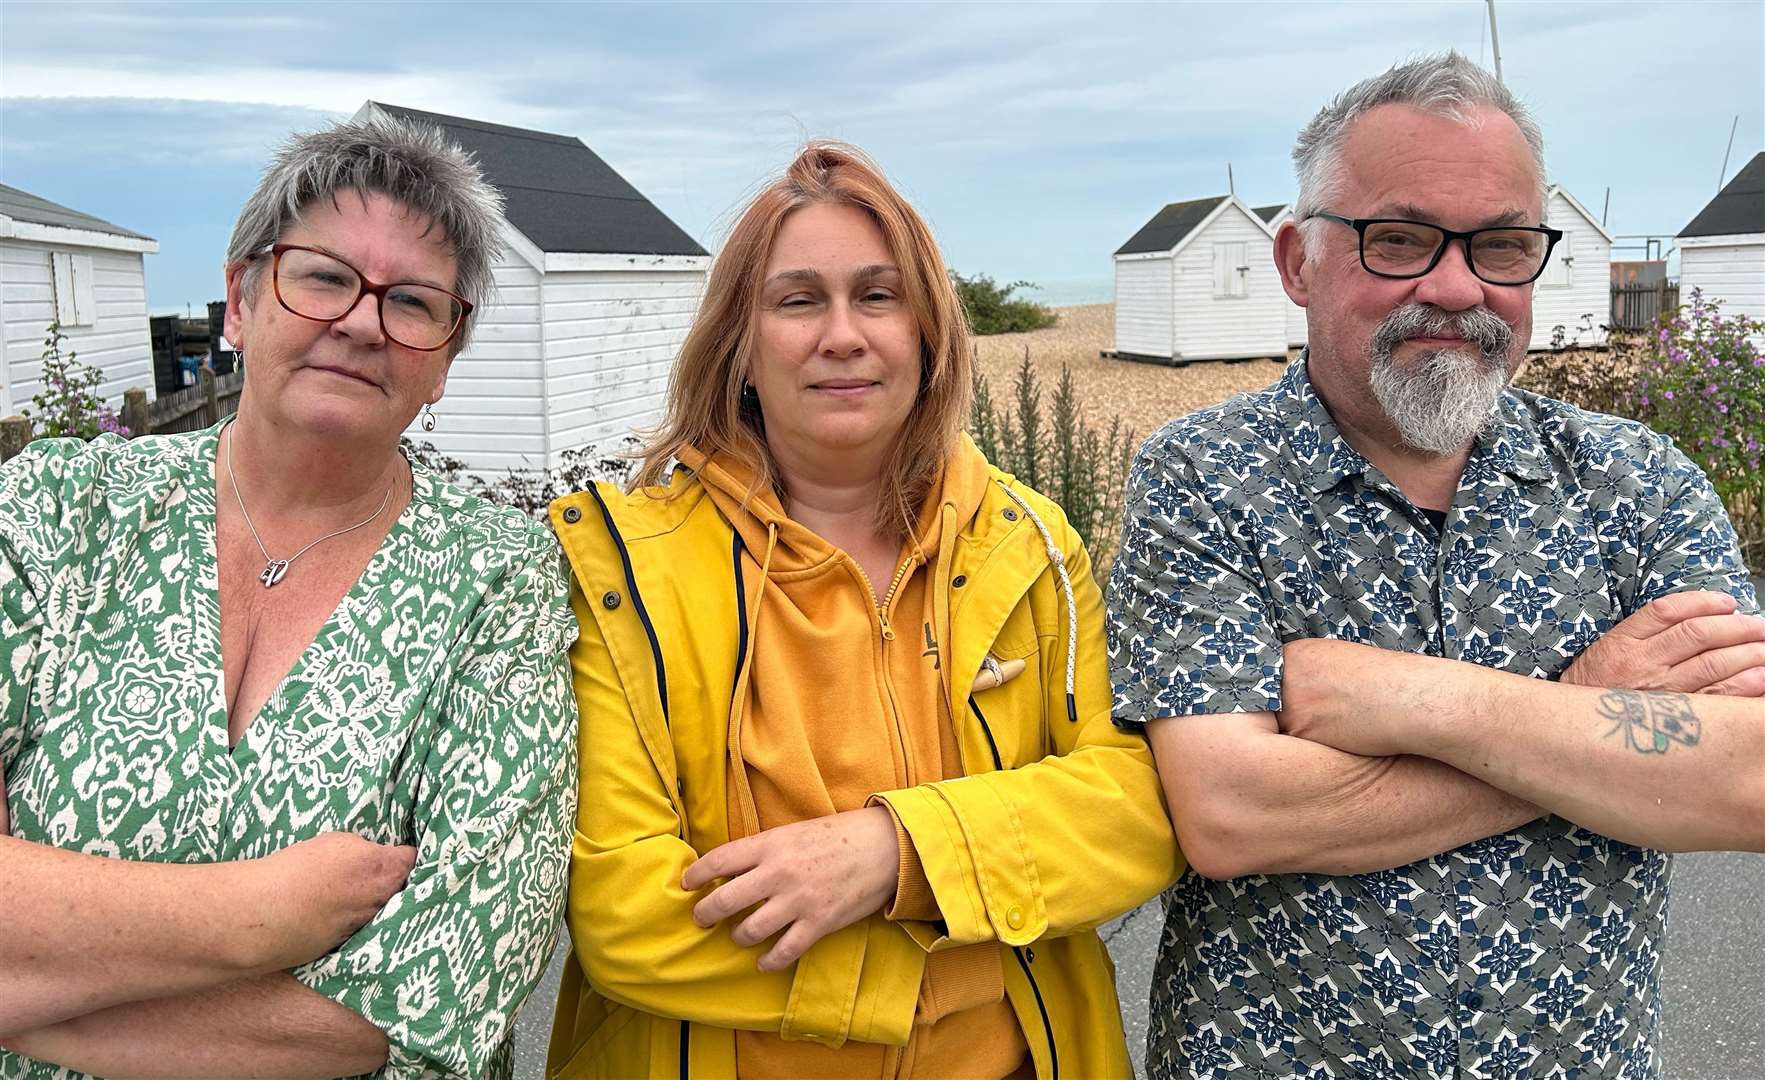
[223,422,395,588]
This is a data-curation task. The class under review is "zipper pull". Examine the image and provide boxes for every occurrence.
[879,611,896,641]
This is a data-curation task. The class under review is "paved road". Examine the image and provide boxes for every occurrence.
[512,851,1765,1079]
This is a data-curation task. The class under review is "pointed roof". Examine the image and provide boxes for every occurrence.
[1116,196,1228,255]
[362,102,707,257]
[0,183,153,241]
[1546,185,1614,244]
[1679,152,1765,239]
[1253,203,1289,224]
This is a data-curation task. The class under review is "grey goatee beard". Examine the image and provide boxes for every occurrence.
[1367,304,1516,455]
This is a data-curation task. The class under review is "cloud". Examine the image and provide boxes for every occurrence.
[3,0,1758,310]
[2,98,341,165]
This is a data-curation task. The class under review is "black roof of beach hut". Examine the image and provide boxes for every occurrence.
[1115,196,1230,255]
[365,102,708,257]
[1679,152,1765,239]
[0,183,154,241]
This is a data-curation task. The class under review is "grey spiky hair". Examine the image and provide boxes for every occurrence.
[1293,51,1547,256]
[226,114,504,353]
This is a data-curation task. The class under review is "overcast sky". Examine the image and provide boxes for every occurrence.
[3,0,1760,313]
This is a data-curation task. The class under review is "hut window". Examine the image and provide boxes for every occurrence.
[1212,242,1248,298]
[51,252,97,326]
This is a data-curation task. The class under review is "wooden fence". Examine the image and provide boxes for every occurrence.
[0,365,242,464]
[1611,281,1679,333]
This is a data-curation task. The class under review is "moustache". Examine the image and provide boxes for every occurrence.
[1370,305,1513,364]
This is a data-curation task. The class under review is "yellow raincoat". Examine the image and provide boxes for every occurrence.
[545,440,1183,1079]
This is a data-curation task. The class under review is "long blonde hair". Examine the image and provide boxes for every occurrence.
[633,141,973,536]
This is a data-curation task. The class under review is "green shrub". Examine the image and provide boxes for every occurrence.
[1634,290,1765,571]
[26,323,130,439]
[401,436,640,525]
[952,271,1059,335]
[970,348,1136,574]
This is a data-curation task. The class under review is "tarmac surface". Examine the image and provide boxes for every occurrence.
[512,850,1765,1079]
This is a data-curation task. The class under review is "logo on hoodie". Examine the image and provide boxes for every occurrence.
[922,622,940,670]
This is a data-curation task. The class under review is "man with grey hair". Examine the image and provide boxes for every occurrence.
[1108,51,1763,1078]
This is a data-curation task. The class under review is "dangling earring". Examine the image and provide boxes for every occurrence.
[420,403,437,432]
[740,381,760,411]
[235,348,245,376]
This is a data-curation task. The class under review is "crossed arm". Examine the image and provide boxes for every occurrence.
[1146,590,1765,880]
[0,827,407,1078]
[1275,591,1765,854]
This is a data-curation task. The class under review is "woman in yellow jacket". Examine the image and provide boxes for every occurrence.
[546,141,1183,1080]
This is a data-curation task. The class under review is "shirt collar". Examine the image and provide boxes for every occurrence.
[1283,349,1553,492]
[1280,353,1370,494]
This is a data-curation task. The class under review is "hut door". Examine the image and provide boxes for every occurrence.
[1212,243,1248,298]
[1540,232,1573,287]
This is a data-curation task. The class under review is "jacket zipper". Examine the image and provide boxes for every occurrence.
[1012,946,1059,1080]
[730,531,748,711]
[968,700,1059,1080]
[586,486,669,725]
[851,555,916,641]
[853,555,920,787]
[968,699,1005,771]
[583,489,688,1074]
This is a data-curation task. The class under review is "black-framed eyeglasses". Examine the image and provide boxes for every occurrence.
[247,244,472,352]
[1306,211,1564,286]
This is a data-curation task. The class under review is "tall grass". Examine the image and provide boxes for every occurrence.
[970,347,1136,574]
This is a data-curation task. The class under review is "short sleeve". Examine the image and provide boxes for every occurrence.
[1634,440,1760,616]
[0,440,85,770]
[293,531,580,1079]
[1105,437,1284,730]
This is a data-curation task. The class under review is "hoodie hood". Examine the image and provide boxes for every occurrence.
[678,434,994,576]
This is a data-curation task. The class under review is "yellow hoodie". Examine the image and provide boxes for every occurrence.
[545,435,1183,1080]
[692,443,1026,1078]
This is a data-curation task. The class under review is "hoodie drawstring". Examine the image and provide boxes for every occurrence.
[993,481,1080,726]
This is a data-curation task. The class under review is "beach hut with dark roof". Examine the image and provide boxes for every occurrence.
[1254,203,1308,350]
[354,102,711,474]
[1678,151,1765,327]
[1109,194,1285,363]
[0,183,159,418]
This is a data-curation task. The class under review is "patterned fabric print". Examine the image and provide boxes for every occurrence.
[0,426,579,1080]
[1106,357,1758,1080]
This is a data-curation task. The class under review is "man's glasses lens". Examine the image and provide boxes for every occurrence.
[1360,222,1552,285]
[276,249,463,350]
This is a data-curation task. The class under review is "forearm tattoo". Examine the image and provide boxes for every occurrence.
[1596,690,1702,755]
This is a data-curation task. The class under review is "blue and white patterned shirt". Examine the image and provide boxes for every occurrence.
[1106,356,1757,1079]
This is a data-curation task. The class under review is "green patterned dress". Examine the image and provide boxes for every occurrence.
[0,425,579,1080]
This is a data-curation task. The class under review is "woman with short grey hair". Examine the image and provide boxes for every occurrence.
[0,116,577,1079]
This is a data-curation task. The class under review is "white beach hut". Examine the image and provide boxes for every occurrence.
[0,184,158,417]
[1255,203,1307,350]
[1109,195,1286,363]
[355,103,711,475]
[1677,151,1765,327]
[1528,185,1613,351]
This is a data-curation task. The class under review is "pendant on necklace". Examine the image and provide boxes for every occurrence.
[259,560,290,588]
